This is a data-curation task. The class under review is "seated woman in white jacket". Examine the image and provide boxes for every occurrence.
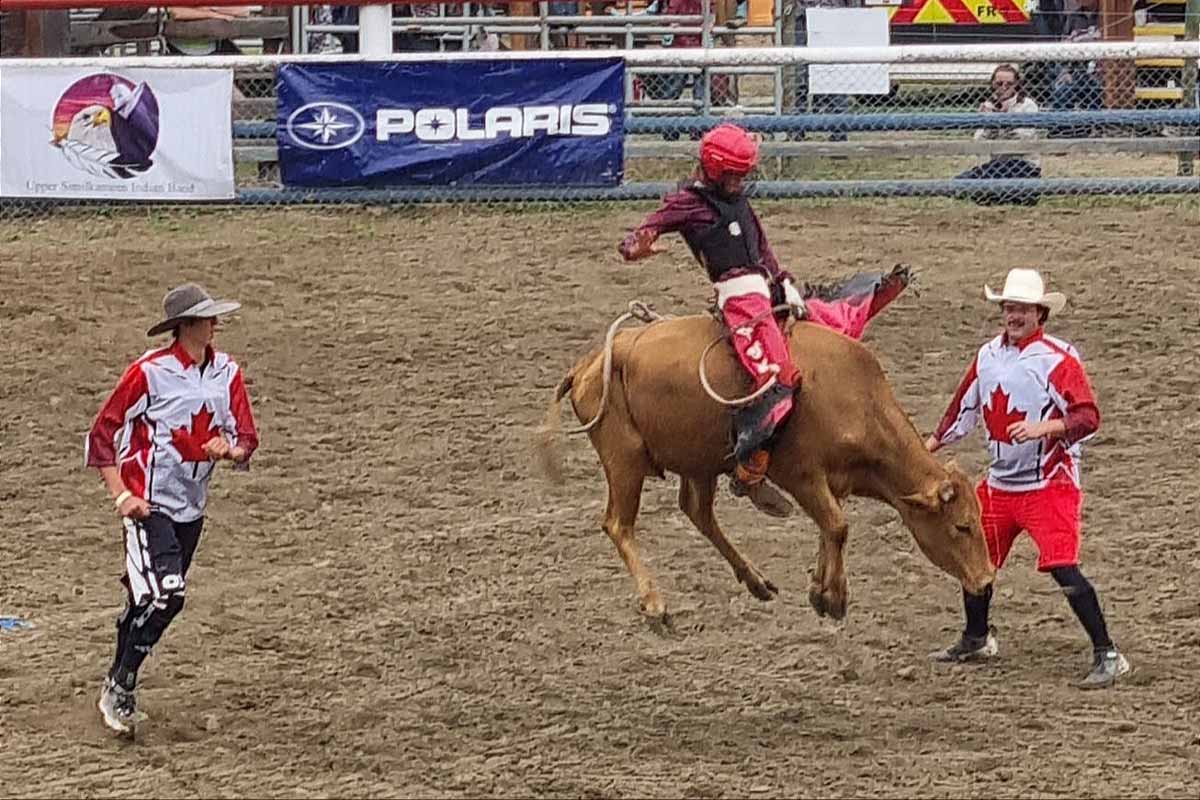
[955,64,1042,206]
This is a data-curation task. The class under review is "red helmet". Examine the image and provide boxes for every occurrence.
[699,123,759,182]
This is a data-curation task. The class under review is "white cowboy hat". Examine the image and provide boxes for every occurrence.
[984,268,1067,315]
[146,283,241,336]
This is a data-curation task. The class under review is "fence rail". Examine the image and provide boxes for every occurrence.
[232,109,1200,140]
[4,40,1199,68]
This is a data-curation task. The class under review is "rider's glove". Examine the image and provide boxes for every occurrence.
[782,278,805,318]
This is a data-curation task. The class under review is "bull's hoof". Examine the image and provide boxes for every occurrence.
[826,596,848,620]
[737,563,779,602]
[639,590,666,619]
[808,586,848,620]
[808,587,828,617]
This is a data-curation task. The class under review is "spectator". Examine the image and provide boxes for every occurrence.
[326,3,443,54]
[165,5,252,56]
[548,0,581,49]
[1020,0,1063,104]
[308,6,341,53]
[955,64,1042,206]
[394,3,442,52]
[1050,0,1104,136]
[638,0,739,135]
[328,4,359,52]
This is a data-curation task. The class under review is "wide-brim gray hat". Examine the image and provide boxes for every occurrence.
[147,283,241,336]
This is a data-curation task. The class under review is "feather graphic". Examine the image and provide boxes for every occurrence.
[58,139,149,179]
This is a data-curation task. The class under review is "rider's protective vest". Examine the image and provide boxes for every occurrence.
[680,184,761,283]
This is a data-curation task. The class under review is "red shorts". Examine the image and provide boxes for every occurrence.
[976,479,1081,572]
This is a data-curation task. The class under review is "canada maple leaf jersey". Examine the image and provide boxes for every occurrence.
[932,330,1100,492]
[86,341,259,522]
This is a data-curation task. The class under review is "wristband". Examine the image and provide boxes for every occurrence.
[114,490,133,509]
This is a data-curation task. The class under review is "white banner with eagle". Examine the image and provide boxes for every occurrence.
[0,67,234,200]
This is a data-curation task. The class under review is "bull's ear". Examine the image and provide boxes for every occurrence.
[938,479,956,504]
[900,487,942,513]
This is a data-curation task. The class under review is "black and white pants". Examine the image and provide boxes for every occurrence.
[110,512,204,689]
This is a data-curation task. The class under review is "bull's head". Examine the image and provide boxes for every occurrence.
[897,461,994,596]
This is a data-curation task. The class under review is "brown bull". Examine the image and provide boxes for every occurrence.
[539,314,995,619]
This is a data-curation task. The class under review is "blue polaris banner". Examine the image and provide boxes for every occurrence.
[276,59,624,188]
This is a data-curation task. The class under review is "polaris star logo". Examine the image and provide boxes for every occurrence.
[286,102,366,151]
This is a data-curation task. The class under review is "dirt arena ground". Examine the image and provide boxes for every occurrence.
[1,199,1198,798]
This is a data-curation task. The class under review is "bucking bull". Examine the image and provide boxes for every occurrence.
[537,267,995,620]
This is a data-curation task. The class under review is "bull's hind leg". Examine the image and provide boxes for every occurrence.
[679,477,778,602]
[575,353,666,619]
[790,479,850,620]
[601,459,665,618]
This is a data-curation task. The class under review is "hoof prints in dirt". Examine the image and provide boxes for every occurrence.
[1,204,1198,798]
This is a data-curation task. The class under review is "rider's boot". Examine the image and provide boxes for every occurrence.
[728,382,797,518]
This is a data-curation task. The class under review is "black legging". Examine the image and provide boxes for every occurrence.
[1050,565,1114,652]
[109,513,205,690]
[963,565,1114,652]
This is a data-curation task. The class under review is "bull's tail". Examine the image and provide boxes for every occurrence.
[534,367,580,485]
[534,307,648,484]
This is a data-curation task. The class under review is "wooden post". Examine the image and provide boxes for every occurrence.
[1100,0,1135,108]
[0,11,27,56]
[261,4,290,54]
[510,1,535,50]
[714,0,736,26]
[23,9,71,56]
[748,0,773,26]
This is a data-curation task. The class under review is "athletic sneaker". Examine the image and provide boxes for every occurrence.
[1079,648,1131,689]
[98,677,137,734]
[929,627,999,663]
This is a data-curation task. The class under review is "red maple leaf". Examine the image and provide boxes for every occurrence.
[170,406,220,462]
[983,385,1026,444]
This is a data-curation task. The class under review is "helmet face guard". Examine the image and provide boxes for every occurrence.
[699,123,759,182]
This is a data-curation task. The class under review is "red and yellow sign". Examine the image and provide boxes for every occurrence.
[889,0,1030,25]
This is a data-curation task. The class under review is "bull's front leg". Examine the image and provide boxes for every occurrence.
[794,480,850,620]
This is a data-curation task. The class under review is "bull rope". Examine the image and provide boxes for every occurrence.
[565,300,798,435]
[560,303,652,435]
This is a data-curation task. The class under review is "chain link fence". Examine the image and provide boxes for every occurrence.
[0,38,1197,217]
